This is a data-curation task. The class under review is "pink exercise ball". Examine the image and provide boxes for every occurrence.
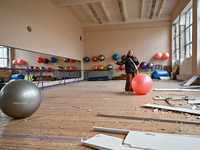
[155,53,162,59]
[119,65,125,70]
[17,59,25,65]
[93,65,98,70]
[131,74,153,95]
[162,52,170,59]
[70,66,75,70]
[12,60,18,65]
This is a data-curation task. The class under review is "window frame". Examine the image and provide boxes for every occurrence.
[0,46,10,68]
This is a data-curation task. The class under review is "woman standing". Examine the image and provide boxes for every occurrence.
[114,50,139,93]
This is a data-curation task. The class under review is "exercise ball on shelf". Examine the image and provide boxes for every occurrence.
[17,59,25,65]
[140,62,148,69]
[98,55,105,61]
[43,59,49,64]
[92,56,98,62]
[0,80,42,119]
[37,57,43,63]
[112,54,120,61]
[84,57,90,62]
[107,64,113,70]
[50,57,57,63]
[98,65,104,70]
[121,55,126,60]
[93,65,98,70]
[63,58,69,62]
[70,66,75,70]
[162,52,170,59]
[148,62,154,69]
[119,65,125,70]
[155,53,162,59]
[12,60,18,65]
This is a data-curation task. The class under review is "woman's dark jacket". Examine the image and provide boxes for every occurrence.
[116,55,139,73]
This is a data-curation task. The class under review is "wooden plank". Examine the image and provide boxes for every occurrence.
[124,131,200,150]
[159,76,170,80]
[97,114,200,125]
[142,103,200,115]
[188,100,200,104]
[183,75,199,86]
[153,88,200,92]
[82,134,139,150]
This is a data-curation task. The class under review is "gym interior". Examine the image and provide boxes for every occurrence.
[0,0,200,149]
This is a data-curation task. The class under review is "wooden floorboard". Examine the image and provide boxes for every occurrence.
[1,80,200,149]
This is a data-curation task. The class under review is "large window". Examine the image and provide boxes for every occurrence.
[185,7,193,58]
[173,22,179,60]
[0,46,10,68]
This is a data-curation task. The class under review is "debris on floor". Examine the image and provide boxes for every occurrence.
[82,127,200,150]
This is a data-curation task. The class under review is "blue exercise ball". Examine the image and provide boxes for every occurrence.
[140,62,148,69]
[84,57,90,62]
[50,57,57,63]
[112,54,120,60]
[0,80,42,118]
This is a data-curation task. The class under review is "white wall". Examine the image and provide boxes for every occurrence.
[83,21,171,76]
[0,0,84,62]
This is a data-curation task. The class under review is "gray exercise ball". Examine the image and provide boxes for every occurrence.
[0,80,42,119]
[107,64,113,70]
[63,58,69,62]
[98,55,105,61]
[148,62,154,68]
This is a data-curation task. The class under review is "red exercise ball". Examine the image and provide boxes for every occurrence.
[162,52,170,59]
[70,59,75,63]
[93,65,98,70]
[17,59,25,65]
[12,60,18,65]
[37,57,43,63]
[33,67,39,72]
[47,67,52,72]
[92,56,98,62]
[70,66,75,70]
[155,53,162,59]
[119,65,125,70]
[131,74,153,95]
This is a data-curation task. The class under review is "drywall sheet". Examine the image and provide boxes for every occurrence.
[124,131,200,150]
[188,100,200,104]
[82,134,139,150]
[142,103,200,115]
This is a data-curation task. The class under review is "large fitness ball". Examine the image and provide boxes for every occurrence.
[84,57,90,62]
[112,54,119,60]
[162,52,170,59]
[155,53,162,59]
[50,57,57,63]
[98,55,105,61]
[12,60,18,65]
[0,80,42,118]
[140,62,148,69]
[107,64,113,70]
[131,74,153,95]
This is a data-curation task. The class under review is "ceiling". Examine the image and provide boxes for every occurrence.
[54,0,179,27]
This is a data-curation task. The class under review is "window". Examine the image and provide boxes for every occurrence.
[0,46,10,67]
[173,21,179,60]
[185,7,193,58]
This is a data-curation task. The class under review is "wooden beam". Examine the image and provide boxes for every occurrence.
[149,0,157,19]
[157,0,166,17]
[54,0,100,6]
[81,4,99,23]
[88,3,102,24]
[142,103,200,115]
[100,1,111,22]
[141,0,145,19]
[118,0,126,22]
[97,113,200,125]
